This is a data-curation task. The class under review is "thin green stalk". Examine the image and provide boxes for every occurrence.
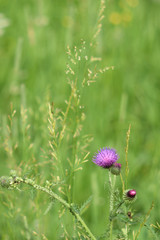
[57,83,75,204]
[108,171,116,240]
[124,223,128,240]
[111,200,124,218]
[134,202,154,240]
[3,176,96,240]
[58,83,75,146]
[125,124,131,189]
[70,95,80,204]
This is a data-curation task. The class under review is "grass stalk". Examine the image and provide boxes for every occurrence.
[2,176,96,240]
[125,124,131,188]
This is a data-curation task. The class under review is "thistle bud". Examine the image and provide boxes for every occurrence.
[123,189,137,202]
[110,163,121,175]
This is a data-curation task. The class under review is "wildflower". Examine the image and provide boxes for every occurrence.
[93,147,119,168]
[123,189,137,202]
[110,163,121,175]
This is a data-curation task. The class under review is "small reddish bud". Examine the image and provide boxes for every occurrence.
[123,189,137,202]
[110,163,121,175]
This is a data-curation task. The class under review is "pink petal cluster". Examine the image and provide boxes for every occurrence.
[93,147,119,168]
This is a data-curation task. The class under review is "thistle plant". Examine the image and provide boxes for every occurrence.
[0,141,157,239]
[92,146,137,239]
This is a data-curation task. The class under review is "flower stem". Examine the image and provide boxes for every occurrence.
[108,171,116,240]
[2,176,96,240]
[112,200,125,217]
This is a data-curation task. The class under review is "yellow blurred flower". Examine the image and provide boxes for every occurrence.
[109,11,132,25]
[109,12,122,25]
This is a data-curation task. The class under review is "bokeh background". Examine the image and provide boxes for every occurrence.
[0,0,160,239]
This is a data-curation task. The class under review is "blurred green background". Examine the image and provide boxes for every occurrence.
[0,0,160,239]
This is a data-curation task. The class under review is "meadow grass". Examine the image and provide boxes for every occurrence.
[0,0,160,239]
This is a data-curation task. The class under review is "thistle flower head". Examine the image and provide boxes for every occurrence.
[93,147,119,168]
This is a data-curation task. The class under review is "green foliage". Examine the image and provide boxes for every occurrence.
[0,0,160,239]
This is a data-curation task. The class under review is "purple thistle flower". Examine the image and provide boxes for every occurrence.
[93,147,119,169]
